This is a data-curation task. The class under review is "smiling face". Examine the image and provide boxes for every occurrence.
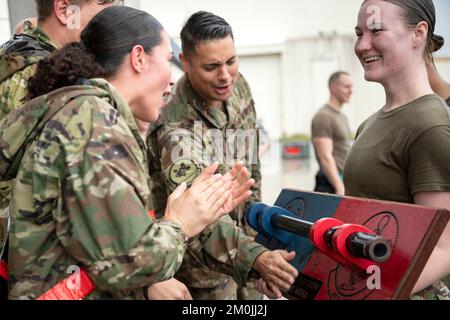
[354,0,419,85]
[181,36,239,108]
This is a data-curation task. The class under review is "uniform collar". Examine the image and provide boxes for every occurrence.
[182,75,235,129]
[88,78,148,153]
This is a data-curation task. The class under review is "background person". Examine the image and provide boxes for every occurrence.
[311,71,353,195]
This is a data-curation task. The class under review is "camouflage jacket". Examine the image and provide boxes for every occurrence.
[0,78,188,299]
[147,74,264,289]
[0,20,59,121]
[0,21,59,225]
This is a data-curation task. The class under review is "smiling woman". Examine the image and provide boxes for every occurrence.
[344,0,450,300]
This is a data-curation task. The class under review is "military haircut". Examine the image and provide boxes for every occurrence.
[328,71,350,89]
[35,0,122,22]
[180,11,233,57]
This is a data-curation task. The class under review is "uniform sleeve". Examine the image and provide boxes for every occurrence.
[157,123,267,284]
[311,113,333,139]
[245,162,261,213]
[0,65,37,253]
[182,215,268,287]
[58,100,187,294]
[0,64,37,120]
[244,104,262,237]
[158,122,207,193]
[408,125,450,195]
[247,101,262,207]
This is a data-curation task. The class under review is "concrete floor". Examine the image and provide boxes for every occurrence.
[260,156,319,205]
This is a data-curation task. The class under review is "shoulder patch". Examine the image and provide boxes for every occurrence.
[168,159,200,186]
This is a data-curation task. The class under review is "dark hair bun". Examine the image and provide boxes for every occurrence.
[430,34,445,53]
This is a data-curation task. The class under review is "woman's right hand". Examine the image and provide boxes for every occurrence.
[163,163,232,238]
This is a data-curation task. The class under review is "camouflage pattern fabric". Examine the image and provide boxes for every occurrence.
[188,277,237,300]
[172,213,266,298]
[0,21,59,246]
[0,20,59,121]
[410,280,450,300]
[147,73,264,299]
[0,77,266,299]
[0,78,189,299]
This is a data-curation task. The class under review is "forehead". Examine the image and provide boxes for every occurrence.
[338,74,353,84]
[191,36,236,61]
[357,0,405,27]
[332,74,352,86]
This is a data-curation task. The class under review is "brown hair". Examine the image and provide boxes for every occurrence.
[35,0,120,22]
[379,0,444,55]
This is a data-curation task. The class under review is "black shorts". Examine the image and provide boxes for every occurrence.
[314,169,336,194]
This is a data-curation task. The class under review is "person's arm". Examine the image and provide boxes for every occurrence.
[144,278,192,300]
[158,125,297,293]
[238,76,262,212]
[187,214,297,296]
[245,154,262,210]
[246,105,262,208]
[407,124,450,294]
[156,124,259,278]
[59,100,232,296]
[147,125,170,217]
[59,106,188,295]
[427,59,450,102]
[313,137,345,195]
[411,192,450,294]
[0,64,38,119]
[242,107,262,237]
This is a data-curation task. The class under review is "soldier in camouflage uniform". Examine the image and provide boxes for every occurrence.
[0,0,119,254]
[147,11,266,300]
[1,6,298,300]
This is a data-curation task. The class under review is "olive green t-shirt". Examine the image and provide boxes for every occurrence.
[344,94,450,203]
[311,104,352,171]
